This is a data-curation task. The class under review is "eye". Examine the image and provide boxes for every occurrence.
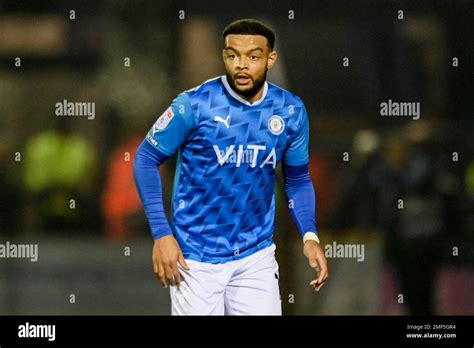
[227,54,236,60]
[250,55,259,60]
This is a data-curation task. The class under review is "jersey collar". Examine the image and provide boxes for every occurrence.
[221,75,268,106]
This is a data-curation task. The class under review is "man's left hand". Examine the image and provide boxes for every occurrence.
[303,240,329,292]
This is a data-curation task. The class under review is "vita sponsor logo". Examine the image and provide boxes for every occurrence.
[18,322,56,341]
[213,144,277,169]
[212,114,282,168]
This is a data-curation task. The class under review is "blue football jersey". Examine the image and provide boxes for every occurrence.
[145,75,310,263]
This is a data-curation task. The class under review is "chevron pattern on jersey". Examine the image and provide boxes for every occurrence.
[170,76,308,263]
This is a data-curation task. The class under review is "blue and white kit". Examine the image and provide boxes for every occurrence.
[134,75,318,314]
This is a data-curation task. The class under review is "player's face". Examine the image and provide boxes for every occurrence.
[223,34,277,102]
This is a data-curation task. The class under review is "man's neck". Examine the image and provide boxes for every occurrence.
[222,75,268,106]
[242,87,264,103]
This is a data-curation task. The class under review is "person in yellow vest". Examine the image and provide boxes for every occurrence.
[23,124,96,231]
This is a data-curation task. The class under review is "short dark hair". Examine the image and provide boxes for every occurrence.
[223,19,275,51]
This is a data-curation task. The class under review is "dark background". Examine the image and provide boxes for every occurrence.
[0,0,472,315]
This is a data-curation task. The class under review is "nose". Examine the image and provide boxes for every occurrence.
[235,56,249,70]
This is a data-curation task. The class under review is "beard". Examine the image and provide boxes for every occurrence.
[226,69,267,100]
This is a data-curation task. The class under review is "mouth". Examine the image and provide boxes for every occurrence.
[234,74,252,86]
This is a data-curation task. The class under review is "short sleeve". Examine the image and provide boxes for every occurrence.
[145,92,194,156]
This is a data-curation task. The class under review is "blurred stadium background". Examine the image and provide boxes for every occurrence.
[0,0,472,315]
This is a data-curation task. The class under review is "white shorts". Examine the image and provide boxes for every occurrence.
[170,243,282,315]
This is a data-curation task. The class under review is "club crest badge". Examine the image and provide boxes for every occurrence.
[268,115,284,135]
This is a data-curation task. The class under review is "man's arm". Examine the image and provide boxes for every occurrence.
[133,92,194,288]
[282,100,328,291]
[283,162,317,240]
[283,162,328,291]
[133,140,171,239]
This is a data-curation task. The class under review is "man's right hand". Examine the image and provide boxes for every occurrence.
[152,235,189,288]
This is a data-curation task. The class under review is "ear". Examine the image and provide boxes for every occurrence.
[267,51,277,69]
[222,49,227,63]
